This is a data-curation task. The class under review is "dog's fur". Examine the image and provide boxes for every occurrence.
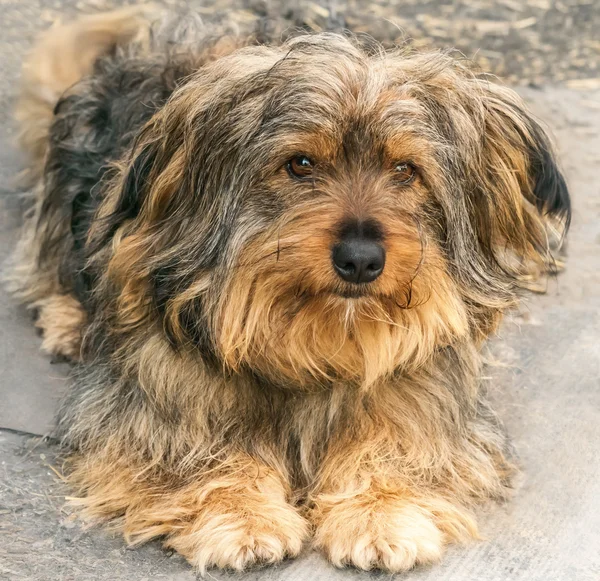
[7,7,570,574]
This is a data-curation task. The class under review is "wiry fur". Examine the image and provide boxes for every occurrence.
[7,8,570,575]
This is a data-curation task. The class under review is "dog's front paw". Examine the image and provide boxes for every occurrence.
[312,490,476,573]
[175,508,307,573]
[165,476,309,573]
[315,501,443,572]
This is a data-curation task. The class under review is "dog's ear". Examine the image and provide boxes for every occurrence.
[486,86,571,224]
[467,81,571,269]
[85,119,190,333]
[103,139,159,237]
[526,122,571,223]
[89,113,188,254]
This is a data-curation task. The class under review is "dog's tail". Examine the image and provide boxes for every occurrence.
[15,5,160,181]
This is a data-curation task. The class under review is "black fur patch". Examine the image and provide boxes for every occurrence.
[529,123,571,227]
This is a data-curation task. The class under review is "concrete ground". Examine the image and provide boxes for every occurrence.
[1,2,599,581]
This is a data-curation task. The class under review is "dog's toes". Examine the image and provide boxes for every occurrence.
[196,526,303,572]
[313,492,478,574]
[166,497,308,573]
[317,503,444,572]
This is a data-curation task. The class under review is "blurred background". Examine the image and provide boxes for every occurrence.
[0,2,598,581]
[2,0,600,105]
[1,0,599,148]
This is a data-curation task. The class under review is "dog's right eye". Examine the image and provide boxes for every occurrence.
[287,155,314,179]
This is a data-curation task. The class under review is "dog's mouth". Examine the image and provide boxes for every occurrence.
[334,288,370,299]
[293,284,377,301]
[307,287,389,302]
[304,286,419,309]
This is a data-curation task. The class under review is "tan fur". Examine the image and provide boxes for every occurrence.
[214,206,468,388]
[311,482,476,571]
[34,293,86,359]
[66,451,308,573]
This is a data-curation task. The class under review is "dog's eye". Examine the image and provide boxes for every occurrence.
[394,162,417,184]
[287,155,314,179]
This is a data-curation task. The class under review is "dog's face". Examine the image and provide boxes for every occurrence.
[99,35,570,388]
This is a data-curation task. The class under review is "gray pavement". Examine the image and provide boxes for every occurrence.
[1,3,599,581]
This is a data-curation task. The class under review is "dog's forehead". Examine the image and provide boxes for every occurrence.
[259,49,443,133]
[194,37,463,134]
[185,40,462,167]
[254,57,438,161]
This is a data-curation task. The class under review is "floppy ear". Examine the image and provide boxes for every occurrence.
[89,117,187,252]
[468,82,571,272]
[526,120,571,223]
[78,108,192,329]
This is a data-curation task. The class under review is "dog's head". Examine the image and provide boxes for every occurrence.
[96,34,570,388]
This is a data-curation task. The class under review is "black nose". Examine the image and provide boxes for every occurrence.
[332,238,386,284]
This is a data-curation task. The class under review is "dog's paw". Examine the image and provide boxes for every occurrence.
[33,294,85,360]
[314,501,443,572]
[183,511,306,572]
[312,492,476,573]
[166,483,309,573]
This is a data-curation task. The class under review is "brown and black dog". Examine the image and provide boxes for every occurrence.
[7,6,569,574]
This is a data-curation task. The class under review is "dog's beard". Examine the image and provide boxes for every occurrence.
[216,248,469,389]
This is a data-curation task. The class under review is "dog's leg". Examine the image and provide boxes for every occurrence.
[67,451,309,573]
[309,454,478,573]
[306,401,511,572]
[305,348,514,573]
[33,293,86,360]
[311,477,476,573]
[165,460,309,572]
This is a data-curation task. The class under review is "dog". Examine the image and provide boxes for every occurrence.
[7,5,570,574]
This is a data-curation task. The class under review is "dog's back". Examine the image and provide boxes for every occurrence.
[8,8,249,318]
[16,5,161,183]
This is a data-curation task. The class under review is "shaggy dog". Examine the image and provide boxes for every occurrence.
[7,6,570,574]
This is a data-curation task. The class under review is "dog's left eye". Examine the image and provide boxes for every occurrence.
[287,155,314,179]
[394,162,417,184]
